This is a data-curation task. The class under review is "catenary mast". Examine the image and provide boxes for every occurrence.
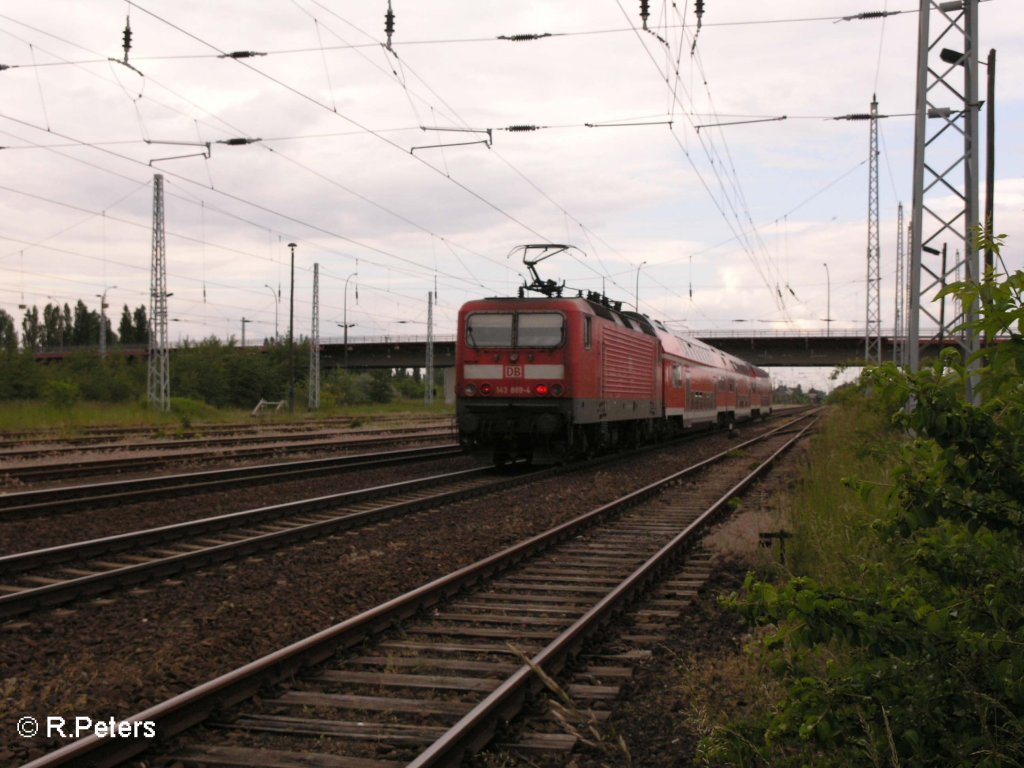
[908,0,981,400]
[147,174,170,411]
[866,96,882,364]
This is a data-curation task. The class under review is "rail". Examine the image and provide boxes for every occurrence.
[21,412,816,767]
[0,463,541,619]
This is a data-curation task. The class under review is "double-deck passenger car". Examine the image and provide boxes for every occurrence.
[455,292,771,464]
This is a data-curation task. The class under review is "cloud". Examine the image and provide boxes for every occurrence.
[0,0,1021,353]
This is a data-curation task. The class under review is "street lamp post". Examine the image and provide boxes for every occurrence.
[336,323,356,368]
[343,271,358,370]
[264,284,279,341]
[823,263,831,337]
[287,242,296,414]
[96,285,117,356]
[241,317,252,348]
[635,261,647,313]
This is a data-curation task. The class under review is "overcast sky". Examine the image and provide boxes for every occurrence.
[1,1,1021,388]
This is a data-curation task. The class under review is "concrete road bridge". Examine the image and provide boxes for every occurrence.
[34,330,966,369]
[318,330,941,370]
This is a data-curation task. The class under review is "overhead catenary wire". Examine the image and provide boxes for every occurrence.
[0,7,927,70]
[301,1,637,296]
[614,0,788,315]
[1,5,513,295]
[0,3,932,338]
[0,8,540,335]
[0,110,495,302]
[1,200,447,340]
[124,1,559,256]
[0,6,535,316]
[0,145,456,342]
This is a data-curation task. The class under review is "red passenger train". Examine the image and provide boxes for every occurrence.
[455,246,772,464]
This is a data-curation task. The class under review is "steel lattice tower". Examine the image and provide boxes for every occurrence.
[909,0,981,397]
[308,262,320,410]
[147,174,170,411]
[866,96,882,364]
[894,202,906,363]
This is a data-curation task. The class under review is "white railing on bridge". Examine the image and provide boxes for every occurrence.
[320,334,458,346]
[687,328,888,339]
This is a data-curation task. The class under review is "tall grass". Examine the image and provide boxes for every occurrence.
[780,395,900,586]
[0,397,453,433]
[0,399,233,432]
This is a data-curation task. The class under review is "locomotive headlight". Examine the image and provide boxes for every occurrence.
[479,383,493,395]
[550,383,563,397]
[463,383,477,397]
[534,383,550,396]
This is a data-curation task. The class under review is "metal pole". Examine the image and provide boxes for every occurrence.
[264,284,279,340]
[148,174,170,410]
[343,271,357,370]
[309,263,320,410]
[984,48,996,276]
[894,203,906,363]
[634,261,646,312]
[823,263,830,336]
[939,244,948,343]
[907,0,929,375]
[425,290,434,406]
[982,48,996,359]
[97,285,115,356]
[99,294,106,356]
[866,95,881,363]
[964,0,981,403]
[287,242,296,414]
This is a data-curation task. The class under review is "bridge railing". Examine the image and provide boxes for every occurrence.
[689,328,891,339]
[320,334,458,345]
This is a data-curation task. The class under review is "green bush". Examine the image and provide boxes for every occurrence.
[43,379,81,409]
[0,350,43,399]
[367,369,395,404]
[169,396,216,421]
[710,235,1024,767]
[66,354,144,402]
[394,374,425,400]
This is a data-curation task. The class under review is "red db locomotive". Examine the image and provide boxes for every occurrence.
[455,245,772,464]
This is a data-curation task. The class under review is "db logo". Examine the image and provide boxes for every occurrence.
[504,365,523,378]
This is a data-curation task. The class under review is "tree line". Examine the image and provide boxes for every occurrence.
[0,304,430,409]
[0,300,149,352]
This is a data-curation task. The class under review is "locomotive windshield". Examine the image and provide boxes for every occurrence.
[517,313,563,346]
[466,313,513,347]
[466,311,564,348]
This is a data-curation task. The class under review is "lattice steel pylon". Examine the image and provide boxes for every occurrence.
[866,96,882,363]
[147,174,170,411]
[894,202,906,363]
[908,0,981,398]
[308,262,320,410]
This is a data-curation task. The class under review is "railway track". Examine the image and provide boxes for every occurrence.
[0,427,454,484]
[0,414,448,451]
[0,444,464,518]
[0,424,453,462]
[22,412,815,768]
[0,461,553,619]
